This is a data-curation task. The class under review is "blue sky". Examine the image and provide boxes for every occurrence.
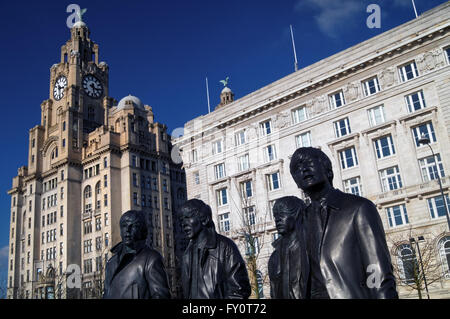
[0,0,448,292]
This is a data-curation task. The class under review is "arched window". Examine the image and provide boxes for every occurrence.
[438,236,450,278]
[95,182,101,195]
[397,244,418,284]
[95,182,101,210]
[84,185,92,199]
[51,147,58,160]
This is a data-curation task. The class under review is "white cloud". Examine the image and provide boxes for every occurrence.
[295,0,365,38]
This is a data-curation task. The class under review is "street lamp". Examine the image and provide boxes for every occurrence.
[409,236,430,299]
[418,134,450,231]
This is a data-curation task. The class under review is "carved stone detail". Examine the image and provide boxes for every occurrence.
[343,82,360,102]
[379,67,396,89]
[309,95,328,116]
[275,110,291,129]
[416,48,446,74]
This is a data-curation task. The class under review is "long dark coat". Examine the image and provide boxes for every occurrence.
[181,227,251,299]
[103,241,171,299]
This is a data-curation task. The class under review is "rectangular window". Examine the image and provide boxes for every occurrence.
[216,188,228,207]
[191,149,198,163]
[142,194,146,207]
[339,147,358,169]
[104,157,107,168]
[419,154,445,182]
[291,106,307,124]
[238,154,250,171]
[386,204,409,228]
[132,155,137,167]
[95,237,102,251]
[445,46,450,64]
[412,122,436,147]
[329,90,346,109]
[398,61,419,82]
[235,130,246,146]
[105,213,109,226]
[343,177,362,196]
[367,105,385,127]
[219,213,230,232]
[163,179,168,192]
[152,178,158,191]
[84,221,92,234]
[295,131,312,148]
[272,232,280,242]
[244,206,256,226]
[240,180,253,198]
[264,145,277,162]
[212,140,223,155]
[379,166,403,192]
[260,120,272,136]
[405,90,426,113]
[164,197,169,209]
[334,117,351,138]
[374,135,396,159]
[133,192,138,206]
[95,217,101,231]
[214,163,226,180]
[267,171,281,191]
[104,175,107,187]
[427,195,450,219]
[132,173,138,187]
[194,172,200,185]
[362,76,381,96]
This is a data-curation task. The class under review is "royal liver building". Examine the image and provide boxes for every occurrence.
[174,3,450,298]
[7,21,186,299]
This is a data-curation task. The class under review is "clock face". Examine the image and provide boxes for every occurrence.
[82,75,103,99]
[53,76,67,100]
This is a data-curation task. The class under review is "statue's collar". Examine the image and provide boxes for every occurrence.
[110,239,147,256]
[189,227,217,250]
[310,188,341,211]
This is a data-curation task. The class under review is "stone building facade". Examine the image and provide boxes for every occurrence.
[7,21,184,298]
[173,3,450,298]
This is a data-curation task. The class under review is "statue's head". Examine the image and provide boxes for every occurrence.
[179,199,214,240]
[120,210,148,248]
[289,147,333,192]
[273,196,306,236]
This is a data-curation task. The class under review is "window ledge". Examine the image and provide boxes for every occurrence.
[398,105,437,124]
[327,132,359,147]
[360,120,397,136]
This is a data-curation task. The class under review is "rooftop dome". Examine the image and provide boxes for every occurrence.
[117,95,145,110]
[221,87,232,94]
[72,21,87,28]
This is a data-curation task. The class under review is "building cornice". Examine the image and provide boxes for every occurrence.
[175,13,450,146]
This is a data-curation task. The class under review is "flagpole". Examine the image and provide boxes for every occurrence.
[206,76,211,113]
[290,25,299,72]
[412,0,418,18]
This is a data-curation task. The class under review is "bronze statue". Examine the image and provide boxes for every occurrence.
[103,210,171,299]
[180,199,251,299]
[268,196,308,299]
[289,147,398,299]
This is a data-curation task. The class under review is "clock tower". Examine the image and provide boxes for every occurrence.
[8,18,183,299]
[38,21,113,170]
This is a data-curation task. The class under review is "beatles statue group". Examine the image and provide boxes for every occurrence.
[103,147,399,299]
